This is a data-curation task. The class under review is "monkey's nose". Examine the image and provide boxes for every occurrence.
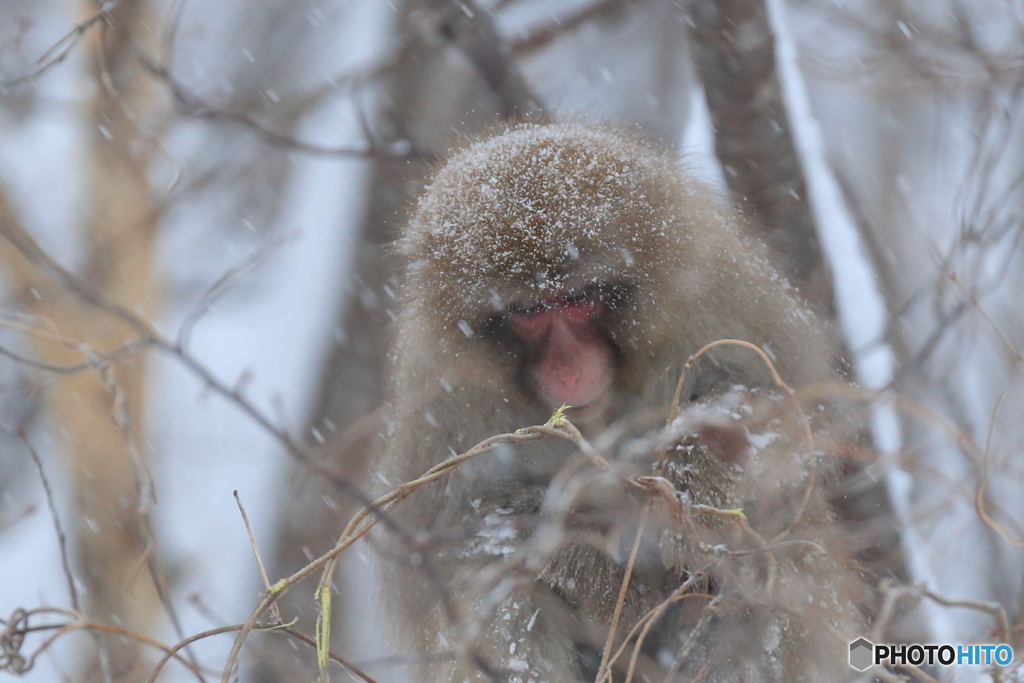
[555,362,581,388]
[536,321,613,412]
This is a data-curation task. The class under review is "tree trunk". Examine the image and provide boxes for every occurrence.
[687,0,915,641]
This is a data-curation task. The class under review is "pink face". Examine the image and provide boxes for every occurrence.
[507,289,614,420]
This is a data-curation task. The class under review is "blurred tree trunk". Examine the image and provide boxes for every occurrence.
[687,0,914,639]
[1,2,164,680]
[689,0,836,324]
[68,2,162,678]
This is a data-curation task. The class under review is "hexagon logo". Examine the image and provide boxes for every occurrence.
[849,638,873,671]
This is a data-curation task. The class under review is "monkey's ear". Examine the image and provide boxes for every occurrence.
[696,422,749,465]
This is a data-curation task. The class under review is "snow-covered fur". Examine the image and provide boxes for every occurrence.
[378,122,863,683]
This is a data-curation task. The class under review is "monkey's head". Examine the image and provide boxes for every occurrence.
[398,122,825,422]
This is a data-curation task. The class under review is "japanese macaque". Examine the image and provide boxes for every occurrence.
[377,122,863,683]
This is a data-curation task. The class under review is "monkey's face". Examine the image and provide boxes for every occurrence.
[400,123,699,411]
[500,285,617,420]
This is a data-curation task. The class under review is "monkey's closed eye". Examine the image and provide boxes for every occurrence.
[507,306,551,337]
[509,303,546,319]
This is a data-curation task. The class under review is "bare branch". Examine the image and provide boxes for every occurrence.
[127,45,415,159]
[424,0,543,117]
[233,491,280,623]
[0,1,119,88]
[19,435,79,612]
[510,0,640,55]
[177,230,298,352]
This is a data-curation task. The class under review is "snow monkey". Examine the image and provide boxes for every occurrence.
[377,122,864,683]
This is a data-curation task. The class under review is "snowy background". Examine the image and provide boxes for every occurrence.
[1,0,1023,681]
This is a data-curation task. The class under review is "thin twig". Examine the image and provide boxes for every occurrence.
[595,572,711,683]
[127,45,411,159]
[233,491,280,623]
[19,434,79,612]
[0,1,119,87]
[598,337,810,683]
[147,621,377,683]
[0,502,36,534]
[177,230,298,351]
[279,626,380,683]
[220,419,590,683]
[510,0,640,54]
[595,502,649,683]
[974,392,1022,546]
[923,590,1010,644]
[146,623,256,683]
[663,595,724,683]
[2,610,205,679]
[666,339,816,537]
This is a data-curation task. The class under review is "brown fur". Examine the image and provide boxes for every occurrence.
[377,122,863,682]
